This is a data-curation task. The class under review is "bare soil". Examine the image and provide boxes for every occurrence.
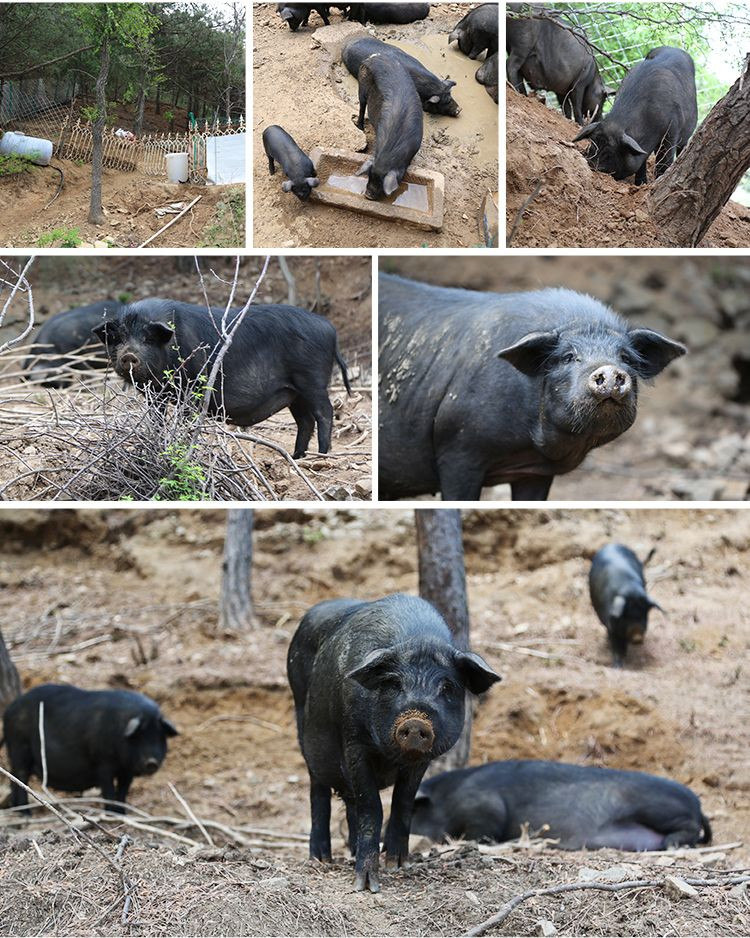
[0,160,244,249]
[0,508,748,935]
[381,255,750,501]
[0,257,372,501]
[252,3,498,248]
[505,87,750,248]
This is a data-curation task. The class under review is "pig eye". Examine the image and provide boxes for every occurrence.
[561,352,576,364]
[380,675,402,692]
[439,678,460,696]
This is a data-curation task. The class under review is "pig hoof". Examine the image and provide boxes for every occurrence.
[354,871,380,893]
[384,855,399,871]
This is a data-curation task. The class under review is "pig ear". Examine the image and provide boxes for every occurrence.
[445,80,457,89]
[145,322,174,345]
[573,122,600,142]
[93,320,120,346]
[161,717,179,737]
[627,328,686,378]
[346,648,397,690]
[355,159,373,176]
[427,94,441,104]
[621,132,647,156]
[610,595,626,619]
[281,180,294,192]
[382,170,400,196]
[124,716,141,738]
[454,651,501,695]
[305,177,320,188]
[647,596,664,614]
[497,331,559,376]
[279,7,293,19]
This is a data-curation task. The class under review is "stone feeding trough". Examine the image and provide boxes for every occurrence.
[308,146,444,231]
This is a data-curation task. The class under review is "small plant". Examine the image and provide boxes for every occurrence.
[0,154,36,177]
[80,105,100,123]
[302,525,326,545]
[117,292,133,304]
[199,186,245,247]
[36,227,83,248]
[156,441,207,500]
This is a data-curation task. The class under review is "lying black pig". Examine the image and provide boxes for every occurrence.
[287,593,500,892]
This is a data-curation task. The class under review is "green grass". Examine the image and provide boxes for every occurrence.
[200,185,245,247]
[0,154,36,177]
[36,227,83,248]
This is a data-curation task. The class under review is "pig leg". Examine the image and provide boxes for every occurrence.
[345,798,358,856]
[305,390,334,454]
[510,477,553,500]
[6,740,33,814]
[384,765,426,869]
[290,399,316,459]
[346,753,384,892]
[505,55,528,95]
[115,773,133,810]
[98,768,125,814]
[267,153,276,175]
[355,84,369,131]
[309,779,333,861]
[634,159,648,186]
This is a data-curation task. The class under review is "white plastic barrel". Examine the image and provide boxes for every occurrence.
[0,131,53,166]
[166,152,189,183]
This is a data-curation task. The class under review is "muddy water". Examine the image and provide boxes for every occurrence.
[339,34,498,165]
[326,171,430,211]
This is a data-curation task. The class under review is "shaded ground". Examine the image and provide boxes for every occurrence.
[0,159,244,249]
[0,257,372,501]
[253,3,498,248]
[0,508,748,935]
[379,256,750,501]
[505,88,750,248]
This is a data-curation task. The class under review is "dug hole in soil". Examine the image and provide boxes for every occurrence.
[0,508,749,936]
[253,3,498,248]
[383,255,750,501]
[506,87,750,248]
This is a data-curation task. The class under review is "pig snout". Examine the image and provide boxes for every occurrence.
[587,365,632,401]
[393,710,435,756]
[118,351,139,369]
[627,627,645,644]
[143,757,160,774]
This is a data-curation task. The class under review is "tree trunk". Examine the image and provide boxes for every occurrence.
[648,56,750,247]
[155,82,161,114]
[221,509,257,631]
[133,65,147,136]
[415,508,472,772]
[88,39,110,226]
[0,628,21,720]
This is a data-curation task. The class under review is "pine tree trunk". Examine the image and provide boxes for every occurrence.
[648,56,750,247]
[0,628,21,719]
[415,509,472,772]
[88,39,110,225]
[221,509,256,631]
[133,65,147,136]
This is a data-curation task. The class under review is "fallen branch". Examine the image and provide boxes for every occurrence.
[168,781,214,847]
[138,195,202,248]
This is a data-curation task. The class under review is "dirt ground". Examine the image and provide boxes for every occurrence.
[0,508,748,936]
[0,257,372,501]
[252,3,498,248]
[505,87,750,248]
[0,160,244,249]
[380,256,750,501]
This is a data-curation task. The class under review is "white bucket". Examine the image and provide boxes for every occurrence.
[166,152,189,183]
[0,131,53,166]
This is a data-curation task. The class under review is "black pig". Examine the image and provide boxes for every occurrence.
[93,299,351,459]
[475,52,498,103]
[573,47,697,184]
[277,3,330,30]
[354,53,423,200]
[347,3,429,24]
[23,300,121,387]
[342,37,459,116]
[262,125,319,201]
[448,4,498,60]
[411,761,711,850]
[287,593,500,892]
[589,543,663,667]
[378,275,686,501]
[2,684,178,813]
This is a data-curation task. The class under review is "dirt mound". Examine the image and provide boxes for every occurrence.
[506,88,750,248]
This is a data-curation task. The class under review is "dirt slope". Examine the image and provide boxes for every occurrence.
[506,87,750,248]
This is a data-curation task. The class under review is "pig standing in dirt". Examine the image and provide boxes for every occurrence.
[287,593,500,892]
[378,274,686,500]
[573,46,697,184]
[589,543,663,667]
[411,760,712,850]
[2,684,178,813]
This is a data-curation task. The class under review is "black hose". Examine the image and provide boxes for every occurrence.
[42,163,64,210]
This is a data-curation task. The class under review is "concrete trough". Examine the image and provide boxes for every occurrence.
[308,146,444,231]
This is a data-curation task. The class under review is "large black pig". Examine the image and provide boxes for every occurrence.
[94,299,351,459]
[573,46,697,184]
[507,6,609,124]
[475,52,498,104]
[23,300,121,387]
[378,274,686,501]
[354,53,423,200]
[411,760,712,850]
[342,37,459,116]
[277,3,331,30]
[589,543,663,667]
[287,593,500,892]
[347,3,429,25]
[2,684,178,813]
[448,3,498,60]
